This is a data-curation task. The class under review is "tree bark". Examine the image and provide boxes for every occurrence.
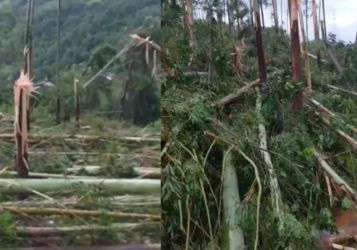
[289,0,303,111]
[272,0,279,32]
[252,0,267,84]
[221,149,245,250]
[312,0,321,66]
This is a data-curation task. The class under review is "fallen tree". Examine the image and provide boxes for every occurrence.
[213,79,260,108]
[313,149,357,200]
[0,178,160,195]
[1,205,160,220]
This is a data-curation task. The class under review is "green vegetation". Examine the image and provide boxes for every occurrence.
[162,1,357,249]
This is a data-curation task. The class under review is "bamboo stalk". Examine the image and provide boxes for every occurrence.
[313,149,357,200]
[1,206,160,220]
[0,178,160,195]
[213,79,260,107]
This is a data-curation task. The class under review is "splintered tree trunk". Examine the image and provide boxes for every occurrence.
[16,0,34,177]
[272,0,279,32]
[252,0,267,84]
[312,0,321,66]
[289,0,303,111]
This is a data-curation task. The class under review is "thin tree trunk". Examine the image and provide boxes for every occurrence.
[252,0,267,84]
[56,0,61,123]
[182,0,194,47]
[321,0,327,40]
[312,0,321,66]
[272,0,279,32]
[73,77,80,128]
[289,0,303,112]
[305,0,308,38]
[259,1,265,29]
[298,0,312,93]
[226,0,233,33]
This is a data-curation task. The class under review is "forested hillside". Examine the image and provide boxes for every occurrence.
[162,0,357,249]
[0,1,160,248]
[0,0,160,124]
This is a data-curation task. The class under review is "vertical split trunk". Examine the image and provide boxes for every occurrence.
[56,0,62,123]
[312,0,321,66]
[252,0,267,84]
[271,0,279,32]
[298,0,312,93]
[289,0,303,111]
[16,0,34,177]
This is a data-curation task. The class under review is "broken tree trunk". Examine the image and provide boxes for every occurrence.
[289,0,303,111]
[221,149,245,250]
[313,149,357,200]
[15,0,34,178]
[182,0,194,48]
[310,108,357,153]
[213,79,260,107]
[324,84,357,98]
[0,178,160,195]
[309,98,357,134]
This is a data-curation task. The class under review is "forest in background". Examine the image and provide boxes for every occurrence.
[0,0,160,125]
[162,0,357,249]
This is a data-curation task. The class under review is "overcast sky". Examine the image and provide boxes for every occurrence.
[262,0,357,43]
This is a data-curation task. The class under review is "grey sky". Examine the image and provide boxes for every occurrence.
[261,0,357,43]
